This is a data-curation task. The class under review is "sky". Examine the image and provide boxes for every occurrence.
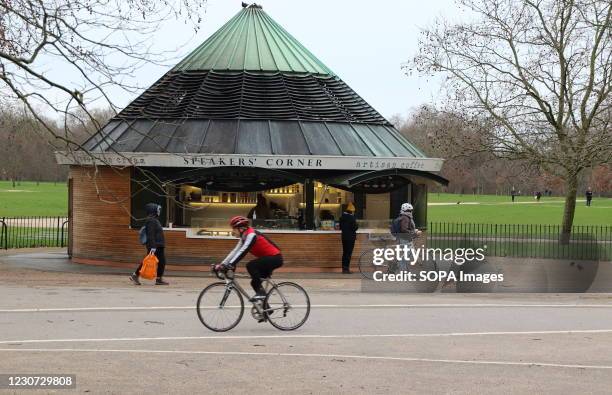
[24,0,460,121]
[101,0,459,120]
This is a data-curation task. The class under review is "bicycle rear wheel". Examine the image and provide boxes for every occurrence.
[265,282,310,331]
[197,282,244,332]
[359,248,394,280]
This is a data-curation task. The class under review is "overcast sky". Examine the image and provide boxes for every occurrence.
[96,0,460,120]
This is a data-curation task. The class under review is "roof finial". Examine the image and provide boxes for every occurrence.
[242,2,263,9]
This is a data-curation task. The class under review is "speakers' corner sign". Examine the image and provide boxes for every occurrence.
[55,151,444,172]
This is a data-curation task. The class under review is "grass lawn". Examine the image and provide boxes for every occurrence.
[0,181,68,217]
[428,193,612,226]
[3,226,68,248]
[0,182,610,226]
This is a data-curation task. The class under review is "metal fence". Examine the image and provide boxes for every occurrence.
[1,217,610,261]
[0,217,69,249]
[427,223,612,261]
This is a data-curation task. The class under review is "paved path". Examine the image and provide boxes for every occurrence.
[1,252,612,394]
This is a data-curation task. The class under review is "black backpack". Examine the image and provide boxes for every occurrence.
[390,216,402,237]
[138,224,148,245]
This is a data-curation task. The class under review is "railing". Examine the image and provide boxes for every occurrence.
[0,216,69,249]
[1,216,610,261]
[427,223,612,261]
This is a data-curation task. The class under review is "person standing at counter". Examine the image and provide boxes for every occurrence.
[248,194,271,220]
[339,203,358,274]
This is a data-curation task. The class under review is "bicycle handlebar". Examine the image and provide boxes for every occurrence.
[211,265,235,280]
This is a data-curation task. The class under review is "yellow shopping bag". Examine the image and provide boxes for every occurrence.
[139,252,158,280]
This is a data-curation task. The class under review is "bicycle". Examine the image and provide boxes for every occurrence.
[358,232,439,280]
[358,236,426,280]
[357,234,446,292]
[196,267,311,332]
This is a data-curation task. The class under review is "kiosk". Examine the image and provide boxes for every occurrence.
[57,4,447,271]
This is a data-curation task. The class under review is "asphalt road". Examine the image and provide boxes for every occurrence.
[1,271,612,394]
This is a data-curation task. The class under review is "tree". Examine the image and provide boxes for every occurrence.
[0,105,116,184]
[0,106,30,186]
[394,106,541,195]
[407,0,611,242]
[590,164,612,196]
[0,0,206,158]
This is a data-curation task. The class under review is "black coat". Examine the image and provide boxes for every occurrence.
[339,212,358,240]
[145,216,165,250]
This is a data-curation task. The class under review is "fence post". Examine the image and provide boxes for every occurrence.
[0,217,6,250]
[56,217,60,247]
[61,219,69,248]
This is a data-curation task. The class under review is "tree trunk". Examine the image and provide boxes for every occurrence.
[560,173,578,244]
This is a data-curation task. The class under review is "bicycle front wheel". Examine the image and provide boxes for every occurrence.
[265,282,310,331]
[197,282,244,332]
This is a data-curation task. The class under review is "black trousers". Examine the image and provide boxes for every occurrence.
[587,198,592,206]
[342,238,356,270]
[246,254,283,294]
[136,247,166,278]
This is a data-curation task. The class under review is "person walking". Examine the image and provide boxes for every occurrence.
[339,202,358,274]
[130,203,169,285]
[586,188,593,207]
[392,203,422,271]
[511,188,517,202]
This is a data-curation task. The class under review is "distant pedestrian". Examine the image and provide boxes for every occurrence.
[586,188,593,207]
[511,188,517,202]
[130,203,169,285]
[536,191,542,202]
[339,202,358,274]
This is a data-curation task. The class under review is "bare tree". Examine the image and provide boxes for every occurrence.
[395,107,540,196]
[0,0,206,156]
[589,164,612,196]
[0,106,32,186]
[0,0,207,216]
[406,0,611,241]
[0,105,118,184]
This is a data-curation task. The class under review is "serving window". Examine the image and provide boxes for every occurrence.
[173,183,352,231]
[130,167,420,233]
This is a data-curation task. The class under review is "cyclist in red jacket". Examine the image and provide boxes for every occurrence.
[215,216,283,301]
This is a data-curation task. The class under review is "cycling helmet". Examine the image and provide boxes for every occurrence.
[229,216,250,228]
[401,203,413,212]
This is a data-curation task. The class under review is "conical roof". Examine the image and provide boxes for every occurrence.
[76,4,443,174]
[174,5,334,75]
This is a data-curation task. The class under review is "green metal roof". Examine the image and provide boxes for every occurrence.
[173,4,335,75]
